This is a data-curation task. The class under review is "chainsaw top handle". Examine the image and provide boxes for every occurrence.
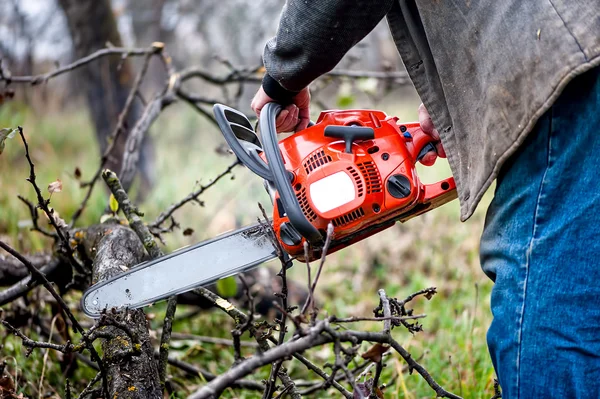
[260,102,324,245]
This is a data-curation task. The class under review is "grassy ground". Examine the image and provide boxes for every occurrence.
[0,96,497,398]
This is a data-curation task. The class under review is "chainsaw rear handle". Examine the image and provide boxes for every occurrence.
[213,104,273,181]
[260,102,324,245]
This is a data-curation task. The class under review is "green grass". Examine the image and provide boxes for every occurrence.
[0,97,496,398]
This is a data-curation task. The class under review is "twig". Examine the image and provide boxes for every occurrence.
[76,372,101,399]
[491,379,502,399]
[101,169,176,390]
[0,240,108,395]
[232,275,254,364]
[301,223,334,318]
[169,333,258,348]
[18,127,85,275]
[17,195,56,238]
[378,289,392,334]
[1,320,75,355]
[37,315,58,399]
[330,315,425,324]
[165,356,263,391]
[371,361,384,397]
[258,206,300,399]
[65,379,72,399]
[1,47,157,85]
[189,309,462,399]
[326,69,409,83]
[150,160,239,231]
[190,285,352,397]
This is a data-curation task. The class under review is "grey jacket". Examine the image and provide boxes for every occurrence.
[262,0,600,221]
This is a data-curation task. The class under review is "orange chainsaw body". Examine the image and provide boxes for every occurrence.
[267,109,457,259]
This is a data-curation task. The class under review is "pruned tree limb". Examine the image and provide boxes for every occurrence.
[90,223,161,398]
[0,257,63,306]
[102,169,176,391]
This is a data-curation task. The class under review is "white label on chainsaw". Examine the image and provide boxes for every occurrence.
[309,171,356,213]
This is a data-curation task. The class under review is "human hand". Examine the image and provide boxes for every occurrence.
[251,86,311,133]
[417,103,447,166]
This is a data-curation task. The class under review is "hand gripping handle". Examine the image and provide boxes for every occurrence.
[260,103,323,245]
[213,104,273,181]
[406,126,457,210]
[408,126,439,163]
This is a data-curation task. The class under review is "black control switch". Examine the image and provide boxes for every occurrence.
[387,174,412,198]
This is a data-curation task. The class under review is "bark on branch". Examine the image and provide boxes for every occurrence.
[90,223,161,398]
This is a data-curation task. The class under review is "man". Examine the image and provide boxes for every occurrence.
[251,1,600,397]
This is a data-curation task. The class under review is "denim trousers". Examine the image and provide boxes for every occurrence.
[480,66,600,398]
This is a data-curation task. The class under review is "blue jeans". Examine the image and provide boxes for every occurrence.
[480,67,600,398]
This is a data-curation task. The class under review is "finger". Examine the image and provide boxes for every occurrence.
[290,106,299,129]
[278,105,298,132]
[296,117,310,132]
[419,151,437,166]
[251,99,262,117]
[251,86,272,117]
[276,110,289,131]
[418,103,435,134]
[436,142,447,158]
[428,127,441,142]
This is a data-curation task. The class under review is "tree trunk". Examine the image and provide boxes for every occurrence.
[57,0,154,192]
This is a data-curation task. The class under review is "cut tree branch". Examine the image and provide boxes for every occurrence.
[102,169,176,391]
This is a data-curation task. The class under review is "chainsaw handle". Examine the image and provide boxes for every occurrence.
[213,104,273,181]
[260,102,323,245]
[409,127,439,163]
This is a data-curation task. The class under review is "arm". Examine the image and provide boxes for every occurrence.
[263,0,395,95]
[253,0,394,132]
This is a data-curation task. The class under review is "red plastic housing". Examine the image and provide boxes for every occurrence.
[270,109,457,260]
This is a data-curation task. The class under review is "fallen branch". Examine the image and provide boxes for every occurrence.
[0,239,109,396]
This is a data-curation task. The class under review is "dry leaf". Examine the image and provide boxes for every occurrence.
[361,343,390,363]
[424,287,437,300]
[48,179,63,195]
[0,127,17,155]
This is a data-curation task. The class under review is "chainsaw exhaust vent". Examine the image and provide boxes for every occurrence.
[332,207,365,227]
[304,150,332,174]
[346,166,364,197]
[296,187,318,222]
[357,161,382,194]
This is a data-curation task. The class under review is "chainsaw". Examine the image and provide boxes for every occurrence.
[81,103,457,317]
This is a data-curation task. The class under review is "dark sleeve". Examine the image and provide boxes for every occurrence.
[263,0,395,98]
